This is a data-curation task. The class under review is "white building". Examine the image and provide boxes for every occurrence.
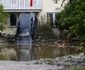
[0,0,68,34]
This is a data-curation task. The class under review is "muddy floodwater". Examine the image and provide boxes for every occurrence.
[0,37,78,61]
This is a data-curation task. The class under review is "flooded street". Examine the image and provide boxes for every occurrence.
[0,36,32,61]
[0,36,78,61]
[0,35,85,70]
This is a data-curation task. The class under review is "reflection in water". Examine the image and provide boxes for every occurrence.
[0,37,78,61]
[16,36,33,61]
[0,48,17,60]
[33,46,69,60]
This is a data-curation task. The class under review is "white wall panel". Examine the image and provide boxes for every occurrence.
[1,0,42,10]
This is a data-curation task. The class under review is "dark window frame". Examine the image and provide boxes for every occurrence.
[8,13,19,28]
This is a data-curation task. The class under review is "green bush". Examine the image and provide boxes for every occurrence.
[0,5,8,31]
[55,0,85,42]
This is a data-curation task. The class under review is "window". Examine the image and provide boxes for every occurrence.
[47,12,56,27]
[10,14,16,26]
[9,13,18,27]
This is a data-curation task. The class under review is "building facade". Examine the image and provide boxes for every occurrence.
[0,0,68,34]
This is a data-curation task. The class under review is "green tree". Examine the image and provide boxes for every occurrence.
[56,0,85,42]
[0,5,8,31]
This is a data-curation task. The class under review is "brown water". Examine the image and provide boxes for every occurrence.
[32,44,71,60]
[0,37,77,61]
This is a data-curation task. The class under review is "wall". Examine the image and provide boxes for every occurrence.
[38,0,68,25]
